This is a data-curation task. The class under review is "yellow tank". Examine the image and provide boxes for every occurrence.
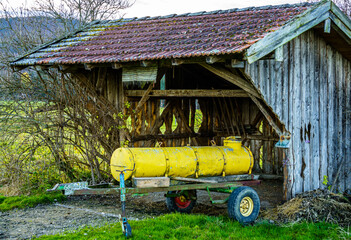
[110,137,253,181]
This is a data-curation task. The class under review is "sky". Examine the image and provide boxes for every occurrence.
[9,0,304,18]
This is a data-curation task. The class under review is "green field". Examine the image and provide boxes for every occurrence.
[35,214,348,240]
[0,192,66,211]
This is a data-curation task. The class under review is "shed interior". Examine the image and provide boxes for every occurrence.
[71,62,285,178]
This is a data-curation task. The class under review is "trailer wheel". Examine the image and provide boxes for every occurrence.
[227,186,260,225]
[166,190,197,213]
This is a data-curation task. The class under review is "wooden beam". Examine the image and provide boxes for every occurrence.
[131,133,275,142]
[84,63,94,71]
[58,64,80,73]
[174,104,200,145]
[148,102,172,135]
[134,83,154,114]
[329,12,351,44]
[12,65,28,71]
[206,56,222,64]
[258,174,283,180]
[171,177,217,183]
[172,59,184,66]
[324,18,331,33]
[198,63,260,98]
[36,65,50,71]
[171,58,209,65]
[251,111,264,128]
[140,61,155,67]
[275,46,284,62]
[131,132,214,142]
[199,174,259,183]
[112,63,123,69]
[248,94,283,136]
[246,1,331,63]
[133,177,170,188]
[125,89,249,98]
[226,59,245,68]
[132,133,200,142]
[245,135,280,141]
[330,0,351,32]
[133,68,167,115]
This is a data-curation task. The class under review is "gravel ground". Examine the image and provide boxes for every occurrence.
[0,180,282,239]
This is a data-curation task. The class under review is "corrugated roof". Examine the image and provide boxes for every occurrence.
[11,2,316,66]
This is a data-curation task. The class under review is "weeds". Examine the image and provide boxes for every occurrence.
[0,192,66,211]
[35,214,348,240]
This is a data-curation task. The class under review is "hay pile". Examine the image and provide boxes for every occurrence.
[262,189,351,227]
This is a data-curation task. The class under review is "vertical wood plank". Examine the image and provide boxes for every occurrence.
[300,33,306,193]
[275,59,282,120]
[292,35,303,195]
[336,52,344,192]
[319,34,328,190]
[258,61,264,91]
[237,30,350,197]
[306,32,313,192]
[345,60,351,190]
[302,31,311,193]
[311,31,320,191]
[327,44,335,188]
[282,44,290,128]
[267,60,272,105]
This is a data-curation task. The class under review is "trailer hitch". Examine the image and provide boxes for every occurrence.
[120,171,132,238]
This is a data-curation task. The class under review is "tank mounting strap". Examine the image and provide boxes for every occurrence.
[216,147,227,177]
[162,148,170,177]
[192,148,200,178]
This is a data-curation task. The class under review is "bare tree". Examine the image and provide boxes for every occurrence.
[34,0,134,31]
[334,0,351,17]
[0,0,133,194]
[307,0,351,17]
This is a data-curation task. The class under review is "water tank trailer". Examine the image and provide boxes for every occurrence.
[111,137,254,181]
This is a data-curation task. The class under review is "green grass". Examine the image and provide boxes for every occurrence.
[35,214,348,240]
[0,192,66,211]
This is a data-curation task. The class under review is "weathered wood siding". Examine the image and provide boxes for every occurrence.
[246,29,351,197]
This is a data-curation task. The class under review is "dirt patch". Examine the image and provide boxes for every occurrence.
[262,189,351,227]
[0,180,283,239]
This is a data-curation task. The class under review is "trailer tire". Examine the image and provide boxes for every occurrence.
[166,190,197,213]
[227,186,260,225]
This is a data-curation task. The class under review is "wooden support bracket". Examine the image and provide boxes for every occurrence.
[226,59,245,68]
[199,63,260,98]
[174,104,200,146]
[58,64,80,73]
[275,46,284,62]
[133,68,167,115]
[36,65,50,71]
[206,56,222,64]
[84,63,94,71]
[112,63,123,69]
[248,94,284,136]
[324,18,331,33]
[140,61,155,67]
[172,59,183,66]
[126,89,248,98]
[134,83,154,115]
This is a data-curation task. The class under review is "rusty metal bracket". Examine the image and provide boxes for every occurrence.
[275,135,291,148]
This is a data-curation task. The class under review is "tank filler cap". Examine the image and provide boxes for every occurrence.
[223,136,242,148]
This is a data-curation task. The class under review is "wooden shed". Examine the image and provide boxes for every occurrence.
[11,0,351,199]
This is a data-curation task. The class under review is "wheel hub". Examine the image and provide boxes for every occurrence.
[175,195,191,208]
[240,196,254,217]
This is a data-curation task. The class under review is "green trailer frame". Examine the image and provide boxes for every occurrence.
[48,174,261,238]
